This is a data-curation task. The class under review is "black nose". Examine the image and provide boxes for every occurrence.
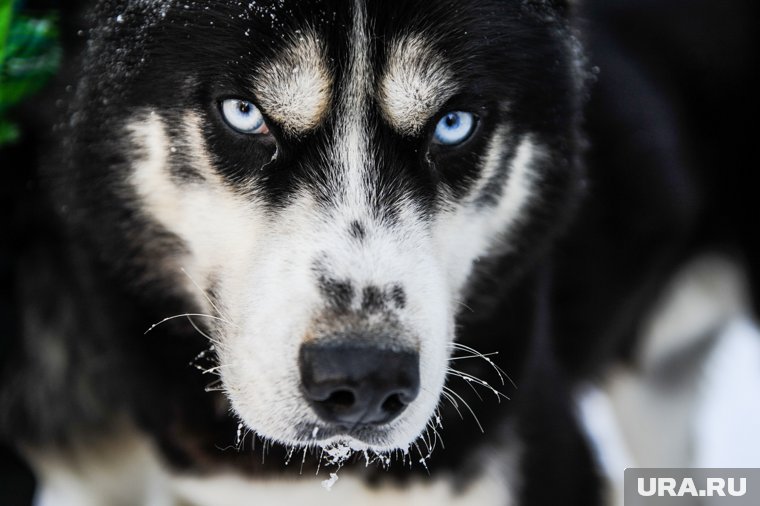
[299,341,420,427]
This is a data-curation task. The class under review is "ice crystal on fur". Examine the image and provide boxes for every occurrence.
[321,472,339,491]
[321,442,353,467]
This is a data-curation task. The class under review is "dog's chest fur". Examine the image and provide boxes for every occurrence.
[30,430,516,506]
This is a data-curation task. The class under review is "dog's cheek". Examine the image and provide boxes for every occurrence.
[433,134,542,296]
[126,110,267,307]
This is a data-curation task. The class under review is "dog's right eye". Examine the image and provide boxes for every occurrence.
[432,111,477,146]
[220,99,270,135]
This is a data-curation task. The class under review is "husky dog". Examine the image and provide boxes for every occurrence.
[0,0,755,505]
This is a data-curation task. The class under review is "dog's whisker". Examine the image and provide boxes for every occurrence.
[449,342,516,389]
[424,425,437,454]
[447,368,485,401]
[412,441,430,474]
[429,427,437,453]
[453,298,475,313]
[204,378,224,392]
[423,425,438,455]
[180,267,236,325]
[144,313,232,335]
[440,389,464,420]
[191,345,215,361]
[449,351,499,360]
[443,386,484,433]
[235,422,245,450]
[418,428,431,456]
[201,363,233,375]
[186,315,224,348]
[447,367,511,402]
[427,417,445,450]
[316,447,324,476]
[299,446,309,475]
[284,446,297,466]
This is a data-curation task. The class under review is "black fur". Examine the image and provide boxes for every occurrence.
[1,0,756,505]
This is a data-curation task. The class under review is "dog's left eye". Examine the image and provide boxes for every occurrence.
[432,111,476,146]
[220,99,270,135]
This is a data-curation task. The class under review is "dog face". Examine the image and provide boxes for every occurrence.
[72,0,582,454]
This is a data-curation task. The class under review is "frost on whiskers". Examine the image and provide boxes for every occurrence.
[315,441,376,491]
[318,442,352,491]
[284,434,437,491]
[308,417,446,491]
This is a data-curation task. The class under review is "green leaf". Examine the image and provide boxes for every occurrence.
[0,3,61,146]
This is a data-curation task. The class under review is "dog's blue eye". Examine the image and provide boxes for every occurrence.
[433,112,476,146]
[221,99,269,135]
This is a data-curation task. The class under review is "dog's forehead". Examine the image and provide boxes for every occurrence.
[246,2,464,137]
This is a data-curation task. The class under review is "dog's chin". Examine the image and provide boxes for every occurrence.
[243,419,425,457]
[291,422,400,452]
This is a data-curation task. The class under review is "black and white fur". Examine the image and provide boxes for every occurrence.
[0,0,755,505]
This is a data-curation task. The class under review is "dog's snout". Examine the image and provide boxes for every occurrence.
[299,341,420,427]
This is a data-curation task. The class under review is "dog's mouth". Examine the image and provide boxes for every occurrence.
[293,421,395,448]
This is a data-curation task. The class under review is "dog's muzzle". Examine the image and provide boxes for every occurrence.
[299,339,420,428]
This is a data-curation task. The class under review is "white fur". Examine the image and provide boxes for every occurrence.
[127,111,264,308]
[378,34,459,136]
[331,0,372,212]
[433,136,539,295]
[252,29,333,135]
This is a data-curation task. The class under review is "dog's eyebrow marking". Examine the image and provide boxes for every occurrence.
[252,29,332,136]
[378,34,460,136]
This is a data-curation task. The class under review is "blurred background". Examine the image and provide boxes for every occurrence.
[2,1,60,503]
